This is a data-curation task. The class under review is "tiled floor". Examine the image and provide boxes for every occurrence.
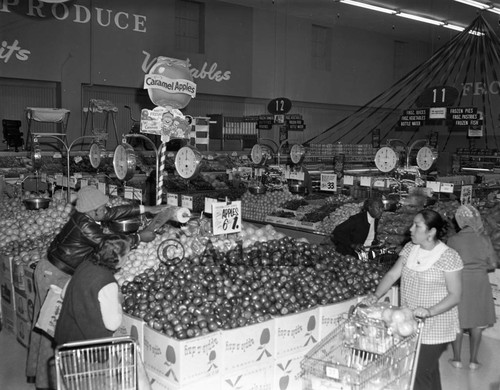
[1,327,499,389]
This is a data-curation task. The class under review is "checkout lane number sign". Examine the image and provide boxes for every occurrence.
[212,201,242,235]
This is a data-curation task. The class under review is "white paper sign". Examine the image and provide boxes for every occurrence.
[440,183,454,193]
[167,193,178,206]
[343,175,354,186]
[80,178,88,188]
[181,195,193,210]
[204,197,217,214]
[320,173,337,192]
[360,176,372,187]
[429,107,447,119]
[460,185,473,205]
[41,173,47,183]
[212,201,242,235]
[373,179,385,188]
[108,184,118,196]
[288,171,305,181]
[98,182,106,194]
[426,181,441,193]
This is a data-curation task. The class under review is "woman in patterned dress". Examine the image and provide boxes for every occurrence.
[367,209,463,390]
[447,204,497,370]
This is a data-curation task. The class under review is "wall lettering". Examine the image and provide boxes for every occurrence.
[141,51,231,83]
[462,81,500,96]
[0,39,30,63]
[0,0,147,33]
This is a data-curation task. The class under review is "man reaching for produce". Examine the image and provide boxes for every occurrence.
[331,198,384,257]
[27,186,172,390]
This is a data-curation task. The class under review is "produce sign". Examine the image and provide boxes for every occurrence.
[212,201,242,235]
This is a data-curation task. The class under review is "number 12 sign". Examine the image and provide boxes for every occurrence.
[212,201,242,235]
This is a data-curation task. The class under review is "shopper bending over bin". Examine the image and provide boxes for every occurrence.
[27,186,173,390]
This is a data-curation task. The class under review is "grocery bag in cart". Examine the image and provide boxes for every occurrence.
[55,336,151,390]
[301,303,423,390]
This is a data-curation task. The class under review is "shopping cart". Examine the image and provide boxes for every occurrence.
[301,310,424,390]
[55,336,138,390]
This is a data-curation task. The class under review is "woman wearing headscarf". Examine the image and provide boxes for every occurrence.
[447,204,498,370]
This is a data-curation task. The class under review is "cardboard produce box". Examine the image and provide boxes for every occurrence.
[1,277,15,312]
[1,302,16,335]
[0,254,13,283]
[148,370,220,390]
[274,307,319,358]
[143,326,222,386]
[318,297,359,340]
[15,289,29,322]
[221,361,274,390]
[221,318,275,373]
[114,312,144,349]
[273,352,305,390]
[16,314,30,348]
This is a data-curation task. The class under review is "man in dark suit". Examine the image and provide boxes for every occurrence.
[332,198,384,257]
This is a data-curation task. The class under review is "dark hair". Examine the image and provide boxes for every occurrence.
[418,209,445,240]
[363,197,383,212]
[91,235,130,271]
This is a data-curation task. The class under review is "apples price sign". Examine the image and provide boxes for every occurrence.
[212,201,242,235]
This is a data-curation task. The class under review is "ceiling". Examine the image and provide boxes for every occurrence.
[219,0,500,45]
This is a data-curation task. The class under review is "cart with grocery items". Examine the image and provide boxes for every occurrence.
[55,336,138,390]
[301,304,423,390]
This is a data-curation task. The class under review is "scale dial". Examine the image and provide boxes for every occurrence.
[174,146,203,179]
[113,142,136,181]
[89,142,104,169]
[290,144,306,164]
[374,146,399,173]
[416,146,438,171]
[251,144,264,164]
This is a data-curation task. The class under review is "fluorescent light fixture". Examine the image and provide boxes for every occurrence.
[339,0,396,14]
[443,23,465,32]
[454,0,491,9]
[488,6,500,14]
[396,12,444,26]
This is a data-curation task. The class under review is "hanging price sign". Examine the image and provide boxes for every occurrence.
[98,182,106,193]
[181,195,193,210]
[212,201,242,235]
[440,183,454,193]
[360,176,372,187]
[80,178,88,188]
[426,181,441,193]
[167,193,179,206]
[460,185,472,205]
[320,173,337,192]
[288,171,305,181]
[204,197,217,214]
[343,175,354,185]
[108,184,118,196]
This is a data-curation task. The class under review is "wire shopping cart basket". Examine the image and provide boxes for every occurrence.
[301,312,424,390]
[55,336,138,390]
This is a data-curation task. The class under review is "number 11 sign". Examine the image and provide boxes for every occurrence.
[212,201,242,235]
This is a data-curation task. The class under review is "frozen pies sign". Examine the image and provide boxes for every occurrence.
[143,56,197,109]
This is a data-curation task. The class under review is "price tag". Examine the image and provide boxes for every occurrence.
[108,184,118,196]
[80,178,88,188]
[124,186,142,200]
[460,185,473,205]
[167,193,178,206]
[440,182,454,193]
[343,175,354,186]
[289,171,305,181]
[373,179,385,188]
[255,168,264,176]
[320,173,337,192]
[98,182,106,194]
[74,156,83,163]
[360,176,372,187]
[41,173,47,183]
[212,201,242,235]
[62,176,68,188]
[53,152,62,159]
[426,181,441,193]
[181,195,193,210]
[204,197,217,214]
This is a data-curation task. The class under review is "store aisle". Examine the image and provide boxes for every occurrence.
[1,328,499,389]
